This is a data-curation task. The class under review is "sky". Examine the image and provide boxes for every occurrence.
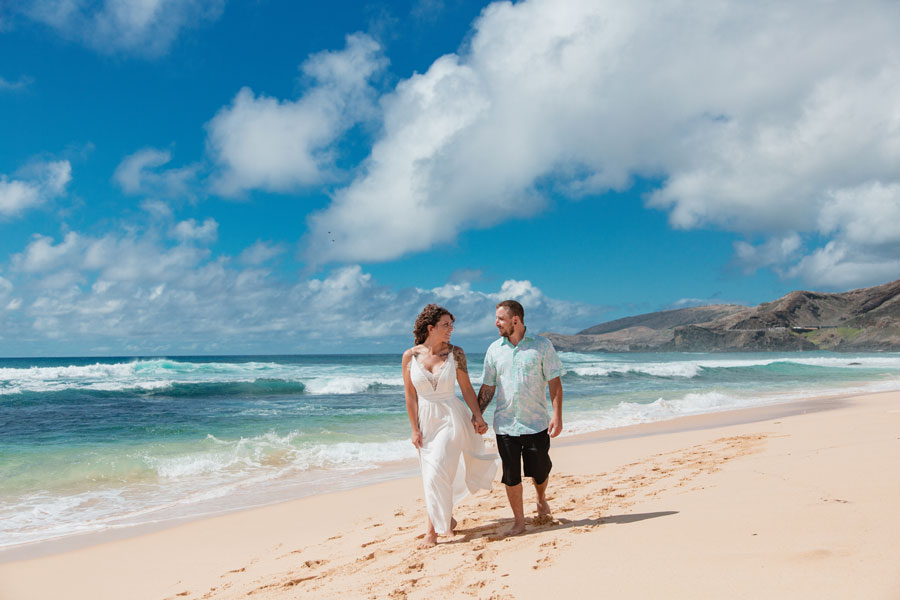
[1,0,900,356]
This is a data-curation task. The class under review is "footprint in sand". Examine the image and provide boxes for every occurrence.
[282,575,317,588]
[303,559,327,568]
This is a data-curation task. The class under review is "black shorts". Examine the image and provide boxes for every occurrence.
[495,429,552,487]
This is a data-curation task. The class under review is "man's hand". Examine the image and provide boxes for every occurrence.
[547,377,563,438]
[548,415,563,438]
[472,414,488,435]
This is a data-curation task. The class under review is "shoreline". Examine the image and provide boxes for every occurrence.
[0,390,859,564]
[0,390,853,564]
[2,388,898,598]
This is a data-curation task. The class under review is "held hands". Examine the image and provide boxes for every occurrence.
[471,413,488,435]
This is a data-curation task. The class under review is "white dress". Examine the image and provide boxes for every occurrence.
[410,351,499,534]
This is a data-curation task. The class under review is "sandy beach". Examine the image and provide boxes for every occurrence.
[2,389,899,600]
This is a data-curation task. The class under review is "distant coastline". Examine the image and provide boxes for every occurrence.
[545,277,900,352]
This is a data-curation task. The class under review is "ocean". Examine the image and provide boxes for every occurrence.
[3,350,900,550]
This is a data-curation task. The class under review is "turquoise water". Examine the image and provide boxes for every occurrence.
[2,351,899,548]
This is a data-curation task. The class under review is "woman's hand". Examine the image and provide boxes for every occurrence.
[411,429,423,449]
[472,415,488,435]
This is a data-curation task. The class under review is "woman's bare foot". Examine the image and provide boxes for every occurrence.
[417,531,438,548]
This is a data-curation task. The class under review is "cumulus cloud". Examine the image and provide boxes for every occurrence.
[206,33,387,196]
[21,0,225,57]
[0,160,71,217]
[786,241,900,289]
[114,147,198,198]
[14,232,83,273]
[733,234,803,275]
[170,218,218,243]
[238,240,285,266]
[297,0,900,289]
[3,227,600,353]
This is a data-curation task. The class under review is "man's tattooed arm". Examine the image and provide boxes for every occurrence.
[452,345,468,373]
[477,385,495,413]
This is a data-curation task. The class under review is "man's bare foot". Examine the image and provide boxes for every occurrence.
[417,532,437,548]
[505,521,526,536]
[536,498,552,519]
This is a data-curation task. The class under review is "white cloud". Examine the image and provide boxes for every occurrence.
[238,240,285,265]
[114,147,198,198]
[2,227,600,353]
[817,183,900,247]
[411,0,445,22]
[141,199,174,220]
[14,232,83,272]
[171,218,218,243]
[297,0,900,289]
[0,160,71,217]
[0,75,33,92]
[732,183,900,286]
[786,241,900,289]
[22,0,225,57]
[206,33,387,196]
[733,234,803,275]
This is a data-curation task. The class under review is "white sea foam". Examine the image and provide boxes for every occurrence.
[562,391,745,434]
[571,363,703,378]
[0,431,418,548]
[303,375,404,395]
[566,354,900,380]
[562,375,900,436]
[0,359,406,396]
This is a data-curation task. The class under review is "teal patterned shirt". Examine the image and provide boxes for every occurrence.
[482,332,565,436]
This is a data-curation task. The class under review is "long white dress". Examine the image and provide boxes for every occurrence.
[410,352,499,534]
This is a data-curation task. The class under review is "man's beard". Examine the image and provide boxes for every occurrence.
[498,325,514,338]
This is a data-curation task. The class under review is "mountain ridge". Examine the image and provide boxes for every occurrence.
[544,278,900,352]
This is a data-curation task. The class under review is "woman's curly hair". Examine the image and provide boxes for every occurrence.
[413,304,455,345]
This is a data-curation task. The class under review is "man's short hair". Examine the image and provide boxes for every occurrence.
[496,299,524,322]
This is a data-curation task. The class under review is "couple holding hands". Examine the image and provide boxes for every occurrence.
[402,300,565,548]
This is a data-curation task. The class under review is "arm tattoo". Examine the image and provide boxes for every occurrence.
[453,346,468,373]
[477,386,495,413]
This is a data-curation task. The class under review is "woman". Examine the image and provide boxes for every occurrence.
[403,304,498,548]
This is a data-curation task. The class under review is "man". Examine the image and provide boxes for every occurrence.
[476,299,564,536]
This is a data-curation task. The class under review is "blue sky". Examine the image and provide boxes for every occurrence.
[2,0,900,356]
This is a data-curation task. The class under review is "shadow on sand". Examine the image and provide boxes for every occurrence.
[448,510,679,543]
